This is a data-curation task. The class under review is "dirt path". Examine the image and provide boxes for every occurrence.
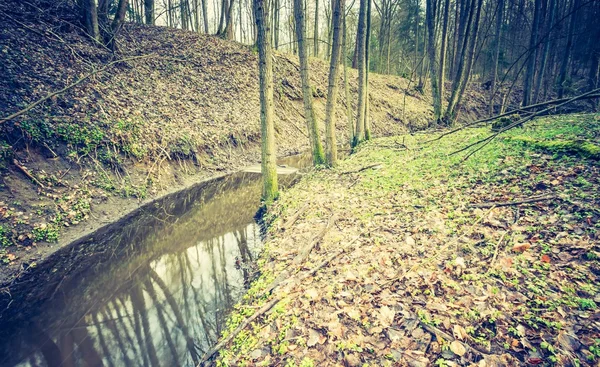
[214,114,600,367]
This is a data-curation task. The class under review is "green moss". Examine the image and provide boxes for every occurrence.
[508,136,600,159]
[0,225,12,247]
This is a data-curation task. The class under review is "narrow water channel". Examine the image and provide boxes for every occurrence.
[0,154,312,367]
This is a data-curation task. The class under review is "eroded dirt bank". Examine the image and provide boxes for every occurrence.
[0,0,433,283]
[215,114,600,367]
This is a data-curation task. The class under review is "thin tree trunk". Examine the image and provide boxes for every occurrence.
[314,0,320,56]
[274,0,280,48]
[253,0,278,201]
[426,0,442,121]
[557,0,579,98]
[343,9,353,145]
[522,0,541,106]
[294,0,326,164]
[82,0,100,41]
[438,0,450,111]
[364,0,372,139]
[533,0,555,104]
[489,0,504,115]
[354,0,367,145]
[202,0,209,32]
[325,0,344,166]
[144,0,155,24]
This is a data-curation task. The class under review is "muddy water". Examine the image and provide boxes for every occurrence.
[0,154,311,367]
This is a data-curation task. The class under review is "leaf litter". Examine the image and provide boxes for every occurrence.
[215,116,599,366]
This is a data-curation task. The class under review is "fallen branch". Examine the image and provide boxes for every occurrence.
[281,203,309,231]
[262,214,337,296]
[425,93,600,144]
[197,297,280,366]
[13,159,45,188]
[451,88,600,160]
[340,163,383,175]
[0,54,156,125]
[490,232,507,268]
[470,194,556,208]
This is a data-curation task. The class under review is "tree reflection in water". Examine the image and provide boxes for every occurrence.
[2,169,296,367]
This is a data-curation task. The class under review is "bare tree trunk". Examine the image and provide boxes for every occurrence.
[522,0,541,106]
[202,0,209,32]
[81,0,100,41]
[438,0,450,110]
[533,0,555,104]
[557,0,579,98]
[354,0,367,145]
[444,0,482,123]
[364,0,372,139]
[253,0,278,202]
[489,0,504,115]
[325,0,344,166]
[224,0,236,39]
[274,0,280,48]
[425,0,442,121]
[343,9,353,145]
[294,0,326,164]
[144,0,155,24]
[314,0,320,56]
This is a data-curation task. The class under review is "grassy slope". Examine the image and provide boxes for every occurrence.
[216,114,600,367]
[0,2,432,276]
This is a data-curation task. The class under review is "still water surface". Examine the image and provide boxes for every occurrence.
[0,154,310,367]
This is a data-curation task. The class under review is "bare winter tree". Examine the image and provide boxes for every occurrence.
[253,0,278,201]
[293,0,326,164]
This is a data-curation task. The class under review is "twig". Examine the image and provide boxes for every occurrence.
[282,203,309,231]
[490,232,507,267]
[12,159,45,188]
[0,54,156,124]
[262,214,337,296]
[425,93,600,144]
[340,163,383,175]
[452,88,600,160]
[470,194,556,208]
[197,297,280,367]
[419,321,489,356]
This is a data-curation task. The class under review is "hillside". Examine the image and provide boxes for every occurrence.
[0,1,433,281]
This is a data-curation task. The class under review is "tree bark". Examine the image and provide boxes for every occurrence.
[354,0,367,145]
[81,0,100,41]
[489,0,504,115]
[202,0,209,32]
[533,0,555,104]
[438,0,450,111]
[325,0,344,166]
[425,0,442,121]
[557,0,579,98]
[314,0,320,57]
[522,0,541,106]
[444,0,482,123]
[364,0,372,139]
[294,0,326,164]
[343,9,353,145]
[144,0,155,24]
[253,0,278,202]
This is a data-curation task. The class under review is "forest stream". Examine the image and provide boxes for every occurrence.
[0,153,312,367]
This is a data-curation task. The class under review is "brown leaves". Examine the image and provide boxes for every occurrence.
[512,243,531,252]
[449,340,467,356]
[378,306,395,328]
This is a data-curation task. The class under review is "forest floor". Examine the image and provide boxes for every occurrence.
[215,113,600,367]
